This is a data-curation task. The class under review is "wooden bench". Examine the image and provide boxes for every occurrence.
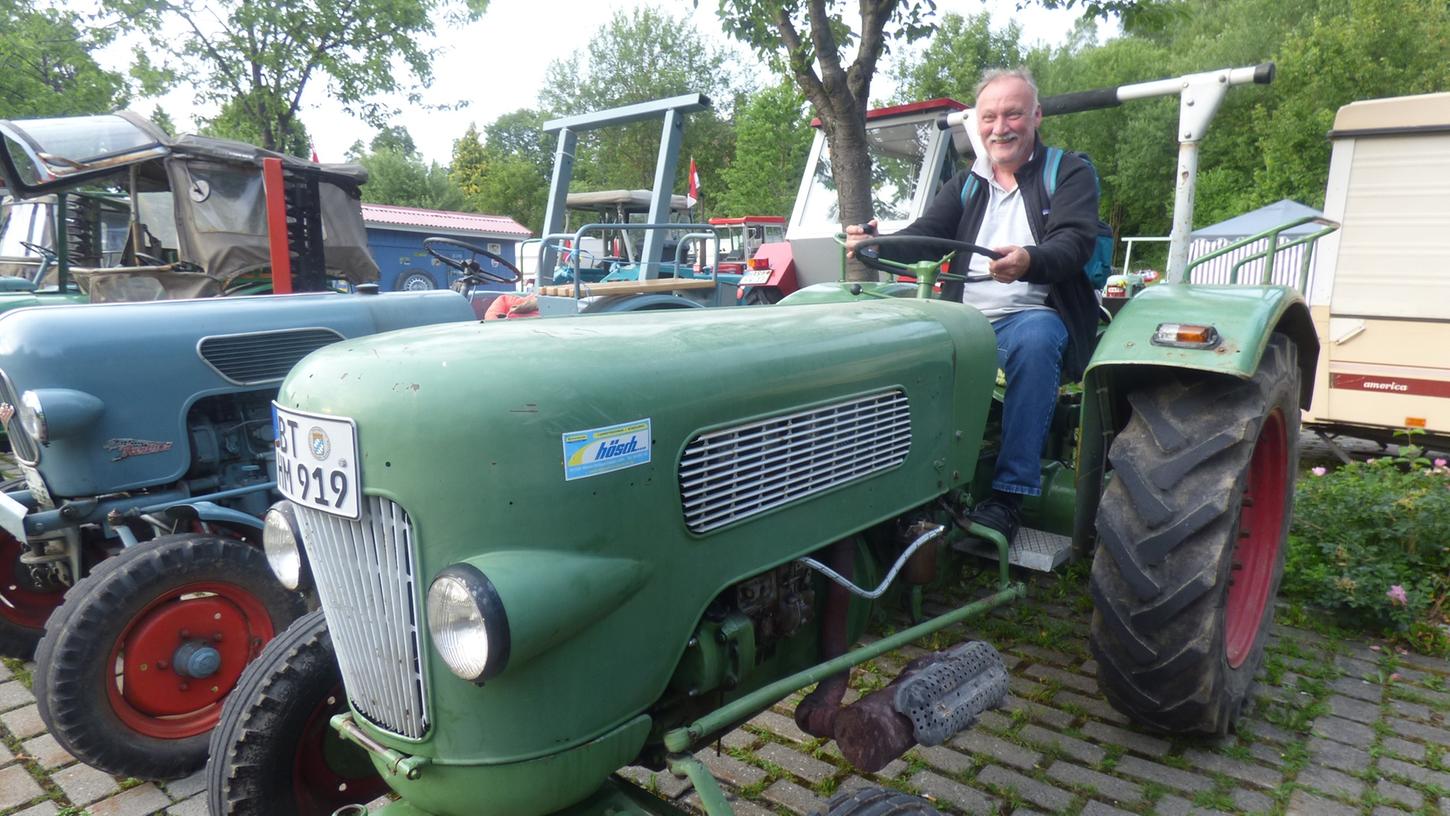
[537,277,720,297]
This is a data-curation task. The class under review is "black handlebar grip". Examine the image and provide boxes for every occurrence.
[935,112,952,131]
[1041,88,1122,116]
[1254,62,1276,84]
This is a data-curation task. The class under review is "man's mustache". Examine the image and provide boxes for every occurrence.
[989,133,1020,144]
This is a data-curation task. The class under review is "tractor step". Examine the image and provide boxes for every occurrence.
[953,526,1073,572]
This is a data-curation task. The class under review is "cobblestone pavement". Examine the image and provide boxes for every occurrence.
[1,440,1447,816]
[1,567,1446,816]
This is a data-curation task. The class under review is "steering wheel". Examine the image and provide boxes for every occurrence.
[19,241,57,263]
[423,237,521,285]
[852,235,1003,280]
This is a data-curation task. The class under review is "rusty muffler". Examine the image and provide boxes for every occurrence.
[834,641,1009,773]
[794,540,852,737]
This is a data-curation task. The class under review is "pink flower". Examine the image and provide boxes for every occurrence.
[1390,673,1403,682]
[1386,585,1409,606]
[1435,458,1447,468]
[1311,466,1327,476]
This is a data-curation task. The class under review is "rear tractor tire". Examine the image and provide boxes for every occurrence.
[208,609,388,816]
[1089,334,1299,734]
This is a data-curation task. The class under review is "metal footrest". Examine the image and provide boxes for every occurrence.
[953,526,1073,572]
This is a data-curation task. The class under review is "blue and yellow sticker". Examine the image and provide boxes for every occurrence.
[562,419,652,481]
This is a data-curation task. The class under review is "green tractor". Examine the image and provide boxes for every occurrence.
[207,64,1322,816]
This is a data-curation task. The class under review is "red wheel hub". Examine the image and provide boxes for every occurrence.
[293,684,389,814]
[107,581,275,738]
[0,530,66,630]
[1225,409,1288,668]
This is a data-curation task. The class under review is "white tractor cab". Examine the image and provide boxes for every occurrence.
[1303,92,1450,452]
[742,100,978,299]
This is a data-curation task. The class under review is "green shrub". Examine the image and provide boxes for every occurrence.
[1283,444,1450,655]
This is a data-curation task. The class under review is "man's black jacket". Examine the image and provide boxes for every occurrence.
[880,136,1100,379]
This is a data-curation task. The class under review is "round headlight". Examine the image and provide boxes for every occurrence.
[263,503,306,591]
[427,565,509,683]
[18,391,46,443]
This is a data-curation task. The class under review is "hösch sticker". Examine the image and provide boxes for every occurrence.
[562,419,651,481]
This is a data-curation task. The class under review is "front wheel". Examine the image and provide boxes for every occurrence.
[208,609,388,816]
[812,786,944,816]
[34,534,304,778]
[1089,334,1299,734]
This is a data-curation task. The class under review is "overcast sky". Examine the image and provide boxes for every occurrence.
[103,0,1107,165]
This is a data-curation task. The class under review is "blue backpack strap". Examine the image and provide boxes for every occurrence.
[960,174,981,207]
[1043,146,1064,197]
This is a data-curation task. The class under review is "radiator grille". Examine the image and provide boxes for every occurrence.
[679,390,911,533]
[199,328,343,384]
[296,497,429,739]
[0,369,40,464]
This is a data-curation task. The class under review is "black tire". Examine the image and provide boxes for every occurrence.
[812,786,944,816]
[1090,334,1300,734]
[0,477,65,658]
[395,271,437,291]
[742,287,782,305]
[209,609,387,816]
[34,534,304,779]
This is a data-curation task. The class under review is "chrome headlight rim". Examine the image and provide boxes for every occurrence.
[262,501,308,591]
[427,563,510,684]
[18,390,46,443]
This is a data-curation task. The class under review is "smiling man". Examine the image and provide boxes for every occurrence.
[845,67,1100,545]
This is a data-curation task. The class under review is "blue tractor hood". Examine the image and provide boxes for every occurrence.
[0,290,475,498]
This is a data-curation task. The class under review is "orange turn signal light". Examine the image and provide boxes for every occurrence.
[1151,323,1221,349]
[748,257,770,270]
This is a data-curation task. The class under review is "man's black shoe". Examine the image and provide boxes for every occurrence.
[967,497,1021,546]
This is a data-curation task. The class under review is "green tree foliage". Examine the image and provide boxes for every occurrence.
[717,82,813,218]
[888,12,1029,104]
[0,0,128,118]
[715,0,935,274]
[200,93,312,157]
[346,126,465,211]
[105,0,487,153]
[451,114,551,233]
[539,7,737,204]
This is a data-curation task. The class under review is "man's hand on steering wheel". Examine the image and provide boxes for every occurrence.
[847,234,1004,280]
[423,236,522,285]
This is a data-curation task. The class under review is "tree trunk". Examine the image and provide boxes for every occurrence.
[823,116,877,282]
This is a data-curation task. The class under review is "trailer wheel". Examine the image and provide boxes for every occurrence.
[813,786,944,816]
[209,609,387,816]
[1089,334,1299,734]
[395,272,436,291]
[742,287,782,305]
[34,534,303,778]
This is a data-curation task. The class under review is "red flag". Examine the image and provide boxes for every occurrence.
[310,140,320,163]
[688,158,700,200]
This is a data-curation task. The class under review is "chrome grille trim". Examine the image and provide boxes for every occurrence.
[679,390,911,533]
[296,497,429,739]
[198,327,344,385]
[0,368,40,464]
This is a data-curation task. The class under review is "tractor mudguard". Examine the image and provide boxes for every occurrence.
[778,281,919,305]
[181,501,266,536]
[1088,284,1318,394]
[581,293,705,312]
[1072,284,1319,551]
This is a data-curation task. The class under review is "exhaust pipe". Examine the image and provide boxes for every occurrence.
[794,540,852,737]
[834,641,1009,773]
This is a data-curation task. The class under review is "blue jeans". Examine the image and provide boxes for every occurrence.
[990,309,1068,496]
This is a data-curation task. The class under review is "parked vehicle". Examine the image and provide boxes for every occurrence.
[0,289,479,780]
[0,110,379,305]
[1299,92,1450,450]
[209,64,1312,816]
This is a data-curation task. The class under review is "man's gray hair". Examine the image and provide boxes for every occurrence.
[976,67,1040,108]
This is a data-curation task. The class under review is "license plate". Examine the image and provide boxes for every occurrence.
[272,403,360,519]
[740,270,771,286]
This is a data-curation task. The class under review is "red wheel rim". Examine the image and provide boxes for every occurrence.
[293,684,389,814]
[106,581,276,738]
[0,530,66,630]
[1224,409,1288,668]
